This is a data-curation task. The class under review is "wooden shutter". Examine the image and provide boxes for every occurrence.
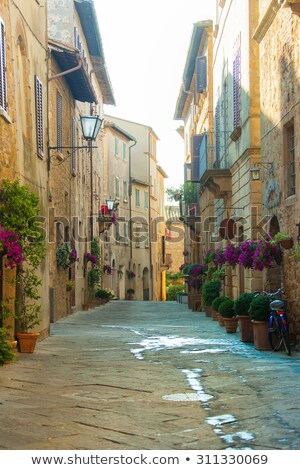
[57,91,62,151]
[35,76,44,157]
[233,47,241,129]
[196,56,207,93]
[215,99,221,164]
[184,163,192,182]
[71,117,76,172]
[191,134,203,181]
[0,18,7,111]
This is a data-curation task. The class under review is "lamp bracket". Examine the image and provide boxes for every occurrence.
[48,145,98,171]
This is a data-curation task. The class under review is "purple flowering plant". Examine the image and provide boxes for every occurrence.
[103,264,113,275]
[203,249,215,264]
[127,270,136,279]
[224,244,241,266]
[84,252,98,265]
[214,248,226,267]
[0,226,24,268]
[69,247,78,263]
[238,241,258,269]
[251,240,279,271]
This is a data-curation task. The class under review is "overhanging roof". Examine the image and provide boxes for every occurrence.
[49,39,97,103]
[104,121,137,142]
[74,0,115,105]
[174,20,213,120]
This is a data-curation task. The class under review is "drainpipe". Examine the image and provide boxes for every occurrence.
[48,54,83,82]
[147,133,153,301]
[128,139,137,262]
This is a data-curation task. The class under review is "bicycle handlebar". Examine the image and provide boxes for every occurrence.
[254,288,285,297]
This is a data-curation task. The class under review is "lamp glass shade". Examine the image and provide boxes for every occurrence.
[250,167,260,181]
[106,198,115,211]
[80,115,103,141]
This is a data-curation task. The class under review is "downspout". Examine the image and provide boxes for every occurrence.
[148,133,153,301]
[48,54,83,82]
[128,139,137,262]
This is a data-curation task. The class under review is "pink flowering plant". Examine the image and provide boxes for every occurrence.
[214,248,226,267]
[251,240,280,271]
[0,226,24,268]
[238,241,258,269]
[224,244,241,266]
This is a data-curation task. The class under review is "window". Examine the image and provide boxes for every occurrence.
[0,18,7,112]
[115,137,119,156]
[144,191,149,209]
[123,180,128,202]
[57,91,62,151]
[124,223,127,242]
[116,222,120,241]
[123,142,127,161]
[115,176,120,199]
[135,188,140,207]
[285,123,296,197]
[35,76,44,157]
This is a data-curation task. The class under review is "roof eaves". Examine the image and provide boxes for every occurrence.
[104,121,137,142]
[74,0,116,105]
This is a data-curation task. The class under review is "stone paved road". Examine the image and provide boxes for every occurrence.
[1,301,300,450]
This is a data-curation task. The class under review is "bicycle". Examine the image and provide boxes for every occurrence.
[254,288,291,356]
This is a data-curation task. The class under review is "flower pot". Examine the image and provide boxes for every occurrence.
[211,308,219,321]
[238,315,254,343]
[223,317,238,333]
[204,305,212,317]
[252,320,272,351]
[279,239,293,250]
[188,293,202,311]
[82,303,89,311]
[17,333,39,353]
[217,313,225,327]
[101,204,109,215]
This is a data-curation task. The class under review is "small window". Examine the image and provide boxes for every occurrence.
[116,222,120,241]
[115,137,119,156]
[144,191,149,209]
[124,223,127,242]
[115,176,120,199]
[135,188,140,207]
[285,122,296,197]
[0,18,7,112]
[123,180,128,202]
[35,76,44,157]
[123,142,127,161]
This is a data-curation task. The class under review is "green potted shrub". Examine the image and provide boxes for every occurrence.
[219,298,238,333]
[234,292,255,342]
[127,288,135,300]
[202,280,221,317]
[212,296,230,324]
[177,291,188,304]
[249,295,272,350]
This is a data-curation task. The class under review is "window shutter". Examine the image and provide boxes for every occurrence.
[233,48,241,129]
[71,117,76,172]
[199,133,208,179]
[57,91,62,151]
[74,27,80,49]
[35,76,44,157]
[215,100,221,163]
[196,56,207,93]
[184,163,192,182]
[191,134,203,181]
[0,19,7,111]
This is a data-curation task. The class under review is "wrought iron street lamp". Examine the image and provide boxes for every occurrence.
[250,161,274,181]
[106,197,115,212]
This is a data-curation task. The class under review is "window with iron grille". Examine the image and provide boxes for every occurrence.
[135,188,140,207]
[123,142,127,160]
[71,116,76,173]
[57,91,62,151]
[123,180,128,202]
[115,176,120,199]
[0,18,7,112]
[285,123,296,197]
[35,76,44,157]
[233,35,241,130]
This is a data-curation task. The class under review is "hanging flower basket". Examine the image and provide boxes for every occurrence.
[0,226,24,268]
[84,252,99,265]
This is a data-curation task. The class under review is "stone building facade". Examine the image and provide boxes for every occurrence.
[254,0,300,347]
[0,0,50,339]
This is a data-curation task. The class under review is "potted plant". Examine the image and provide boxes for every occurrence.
[95,289,110,305]
[219,298,238,333]
[212,296,230,324]
[234,292,255,342]
[202,280,221,316]
[177,291,188,304]
[127,288,135,300]
[273,232,293,250]
[249,295,272,350]
[290,242,300,260]
[0,327,15,365]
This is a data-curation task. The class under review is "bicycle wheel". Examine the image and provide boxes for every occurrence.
[269,315,283,351]
[281,323,291,356]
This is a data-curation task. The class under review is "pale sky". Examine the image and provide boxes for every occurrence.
[95,0,216,190]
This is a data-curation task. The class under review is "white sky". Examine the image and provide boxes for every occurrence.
[95,1,216,190]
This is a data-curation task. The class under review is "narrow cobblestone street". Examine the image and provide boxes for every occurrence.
[1,301,300,450]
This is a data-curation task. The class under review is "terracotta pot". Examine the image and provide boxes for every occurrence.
[238,315,254,343]
[204,305,212,317]
[82,303,89,311]
[252,320,272,350]
[223,317,238,333]
[211,308,219,321]
[279,239,293,250]
[217,313,225,327]
[17,333,39,353]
